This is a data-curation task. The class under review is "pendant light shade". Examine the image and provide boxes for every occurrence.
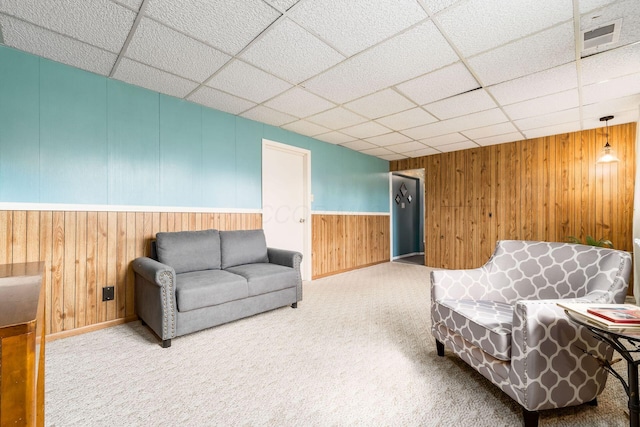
[596,115,620,163]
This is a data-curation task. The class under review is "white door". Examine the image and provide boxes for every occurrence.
[262,140,311,280]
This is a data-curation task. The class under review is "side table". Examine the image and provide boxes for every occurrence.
[565,310,640,427]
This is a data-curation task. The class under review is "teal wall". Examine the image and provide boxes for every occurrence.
[0,46,389,212]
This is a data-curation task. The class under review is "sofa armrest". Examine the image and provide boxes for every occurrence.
[268,248,303,302]
[509,299,612,411]
[132,257,177,342]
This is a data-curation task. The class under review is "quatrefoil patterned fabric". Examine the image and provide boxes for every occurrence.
[431,240,632,412]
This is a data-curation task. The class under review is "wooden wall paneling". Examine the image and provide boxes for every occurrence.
[622,124,635,248]
[51,211,65,333]
[39,211,53,334]
[106,212,117,321]
[116,212,127,318]
[63,212,76,331]
[0,211,11,264]
[125,212,137,318]
[96,212,108,323]
[75,211,87,328]
[86,212,98,326]
[26,211,40,262]
[12,211,27,263]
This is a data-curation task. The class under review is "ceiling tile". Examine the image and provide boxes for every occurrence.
[360,147,395,157]
[579,0,618,14]
[424,89,497,120]
[303,20,458,103]
[264,87,335,118]
[486,62,577,105]
[437,141,479,153]
[314,131,357,145]
[581,42,640,86]
[307,107,367,130]
[113,58,199,98]
[403,147,440,158]
[583,109,639,129]
[364,132,412,147]
[287,0,427,56]
[126,18,231,83]
[514,108,581,131]
[402,108,508,139]
[379,153,408,161]
[503,89,580,120]
[582,72,640,104]
[0,15,116,76]
[580,0,640,52]
[340,121,391,139]
[388,141,429,153]
[240,18,344,84]
[112,0,143,11]
[263,0,299,12]
[468,22,575,86]
[186,86,256,115]
[240,105,297,127]
[0,0,136,53]
[522,122,582,139]
[281,120,330,136]
[435,0,573,56]
[145,0,280,55]
[396,62,480,105]
[474,132,523,146]
[421,0,463,14]
[582,94,640,120]
[344,89,416,119]
[375,108,438,131]
[340,140,377,151]
[462,122,519,140]
[206,60,292,103]
[420,133,469,147]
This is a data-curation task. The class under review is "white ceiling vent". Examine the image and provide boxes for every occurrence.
[581,18,622,57]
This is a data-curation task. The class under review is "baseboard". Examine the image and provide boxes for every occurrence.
[44,316,139,342]
[312,260,390,280]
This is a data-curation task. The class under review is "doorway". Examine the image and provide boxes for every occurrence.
[390,169,425,265]
[262,139,312,281]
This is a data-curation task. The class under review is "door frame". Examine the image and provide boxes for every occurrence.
[389,169,426,262]
[262,139,312,281]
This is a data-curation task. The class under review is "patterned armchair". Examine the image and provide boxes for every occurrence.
[431,240,632,427]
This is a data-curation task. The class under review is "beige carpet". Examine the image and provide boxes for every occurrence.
[45,262,629,426]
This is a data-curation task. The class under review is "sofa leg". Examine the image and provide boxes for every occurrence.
[162,339,171,348]
[291,302,298,309]
[436,340,444,357]
[522,408,539,427]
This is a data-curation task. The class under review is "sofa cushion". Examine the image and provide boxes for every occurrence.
[175,270,248,312]
[220,229,269,269]
[437,299,513,361]
[156,229,221,274]
[225,263,297,296]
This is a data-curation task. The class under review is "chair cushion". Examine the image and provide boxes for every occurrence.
[225,263,297,296]
[220,229,269,269]
[175,270,248,312]
[437,299,513,361]
[156,229,221,274]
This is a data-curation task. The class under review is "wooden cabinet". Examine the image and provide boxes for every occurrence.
[0,262,45,427]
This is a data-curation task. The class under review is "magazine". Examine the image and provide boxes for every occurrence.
[587,306,640,324]
[557,302,640,330]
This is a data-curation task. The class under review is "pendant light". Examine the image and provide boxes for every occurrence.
[596,115,620,163]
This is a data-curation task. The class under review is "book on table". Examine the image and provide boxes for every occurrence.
[558,302,640,330]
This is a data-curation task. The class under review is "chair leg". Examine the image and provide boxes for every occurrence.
[162,339,171,348]
[522,408,539,427]
[436,340,444,357]
[291,302,298,309]
[587,398,598,406]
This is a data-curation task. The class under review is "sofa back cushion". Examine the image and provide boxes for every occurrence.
[220,229,269,269]
[156,229,221,274]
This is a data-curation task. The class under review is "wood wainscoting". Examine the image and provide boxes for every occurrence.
[0,210,262,337]
[0,209,389,337]
[312,214,390,279]
[390,122,636,271]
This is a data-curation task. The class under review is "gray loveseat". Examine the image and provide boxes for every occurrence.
[132,229,302,347]
[431,240,631,427]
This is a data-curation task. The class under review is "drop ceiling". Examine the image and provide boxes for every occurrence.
[1,0,639,161]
